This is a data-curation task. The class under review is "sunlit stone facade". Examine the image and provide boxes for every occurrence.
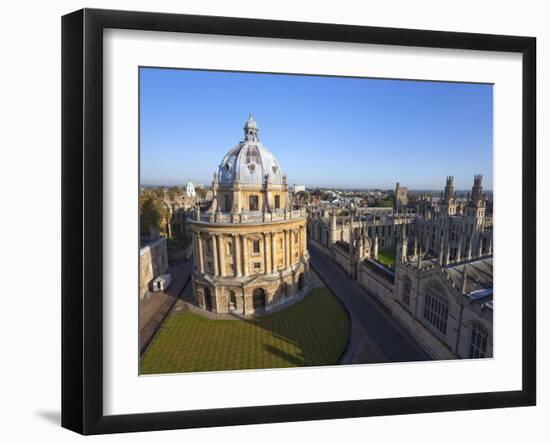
[188,116,310,316]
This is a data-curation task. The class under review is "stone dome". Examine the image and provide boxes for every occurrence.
[217,115,285,186]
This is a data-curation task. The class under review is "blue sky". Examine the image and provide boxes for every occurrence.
[140,68,493,190]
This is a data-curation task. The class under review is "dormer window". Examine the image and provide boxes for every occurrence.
[248,164,255,172]
[225,163,231,172]
[272,165,278,173]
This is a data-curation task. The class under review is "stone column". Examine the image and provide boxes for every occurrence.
[197,232,204,273]
[218,234,225,277]
[270,232,276,273]
[242,234,249,276]
[191,232,198,269]
[289,229,294,265]
[284,229,289,268]
[264,233,270,274]
[233,234,241,277]
[212,235,219,276]
[302,225,306,257]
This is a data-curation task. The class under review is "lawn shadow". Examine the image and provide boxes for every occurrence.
[229,288,349,369]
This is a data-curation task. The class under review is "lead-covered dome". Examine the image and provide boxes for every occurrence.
[218,115,285,186]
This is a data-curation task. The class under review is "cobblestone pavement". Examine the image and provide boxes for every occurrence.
[309,242,430,363]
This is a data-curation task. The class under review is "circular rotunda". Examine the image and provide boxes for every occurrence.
[188,115,310,316]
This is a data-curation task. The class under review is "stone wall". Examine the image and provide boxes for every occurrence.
[139,238,169,299]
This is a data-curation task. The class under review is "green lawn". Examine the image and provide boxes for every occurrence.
[140,288,350,374]
[377,248,396,268]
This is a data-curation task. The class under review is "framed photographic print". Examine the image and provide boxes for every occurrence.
[61,8,536,435]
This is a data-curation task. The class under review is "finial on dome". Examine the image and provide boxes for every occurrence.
[244,114,259,142]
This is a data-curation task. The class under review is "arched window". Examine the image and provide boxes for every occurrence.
[402,276,411,306]
[249,195,259,211]
[297,273,304,291]
[253,288,266,310]
[423,285,448,335]
[469,322,489,358]
[274,195,280,209]
[203,287,212,312]
[229,291,236,311]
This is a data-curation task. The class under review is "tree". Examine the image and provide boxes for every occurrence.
[372,196,394,208]
[140,195,161,236]
[140,191,171,236]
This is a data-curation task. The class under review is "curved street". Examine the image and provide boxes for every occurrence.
[308,242,431,363]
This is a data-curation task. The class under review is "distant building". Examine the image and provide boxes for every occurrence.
[293,184,306,193]
[395,182,408,210]
[139,237,169,299]
[185,181,196,198]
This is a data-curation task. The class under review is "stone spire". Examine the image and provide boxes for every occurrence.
[469,174,484,207]
[443,176,455,202]
[438,235,445,265]
[461,264,469,294]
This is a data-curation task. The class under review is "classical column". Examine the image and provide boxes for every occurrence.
[233,234,241,277]
[191,232,198,269]
[212,235,219,276]
[300,225,307,257]
[197,232,205,273]
[284,229,289,268]
[270,232,276,273]
[289,229,294,265]
[218,234,225,277]
[264,233,270,274]
[242,234,249,276]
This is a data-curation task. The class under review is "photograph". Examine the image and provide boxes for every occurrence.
[138,67,494,375]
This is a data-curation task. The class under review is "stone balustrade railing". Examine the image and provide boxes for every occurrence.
[190,208,307,224]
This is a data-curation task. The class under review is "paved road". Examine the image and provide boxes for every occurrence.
[139,259,192,354]
[309,244,430,362]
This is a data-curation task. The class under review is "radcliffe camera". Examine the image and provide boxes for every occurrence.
[138,68,493,375]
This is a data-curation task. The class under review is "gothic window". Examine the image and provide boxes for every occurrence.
[402,276,411,306]
[249,195,259,211]
[423,286,449,335]
[274,195,280,209]
[252,240,260,254]
[469,322,489,358]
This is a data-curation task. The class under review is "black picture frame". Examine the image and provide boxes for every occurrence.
[61,8,536,435]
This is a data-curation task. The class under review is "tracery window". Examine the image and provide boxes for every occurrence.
[469,322,489,358]
[423,286,448,335]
